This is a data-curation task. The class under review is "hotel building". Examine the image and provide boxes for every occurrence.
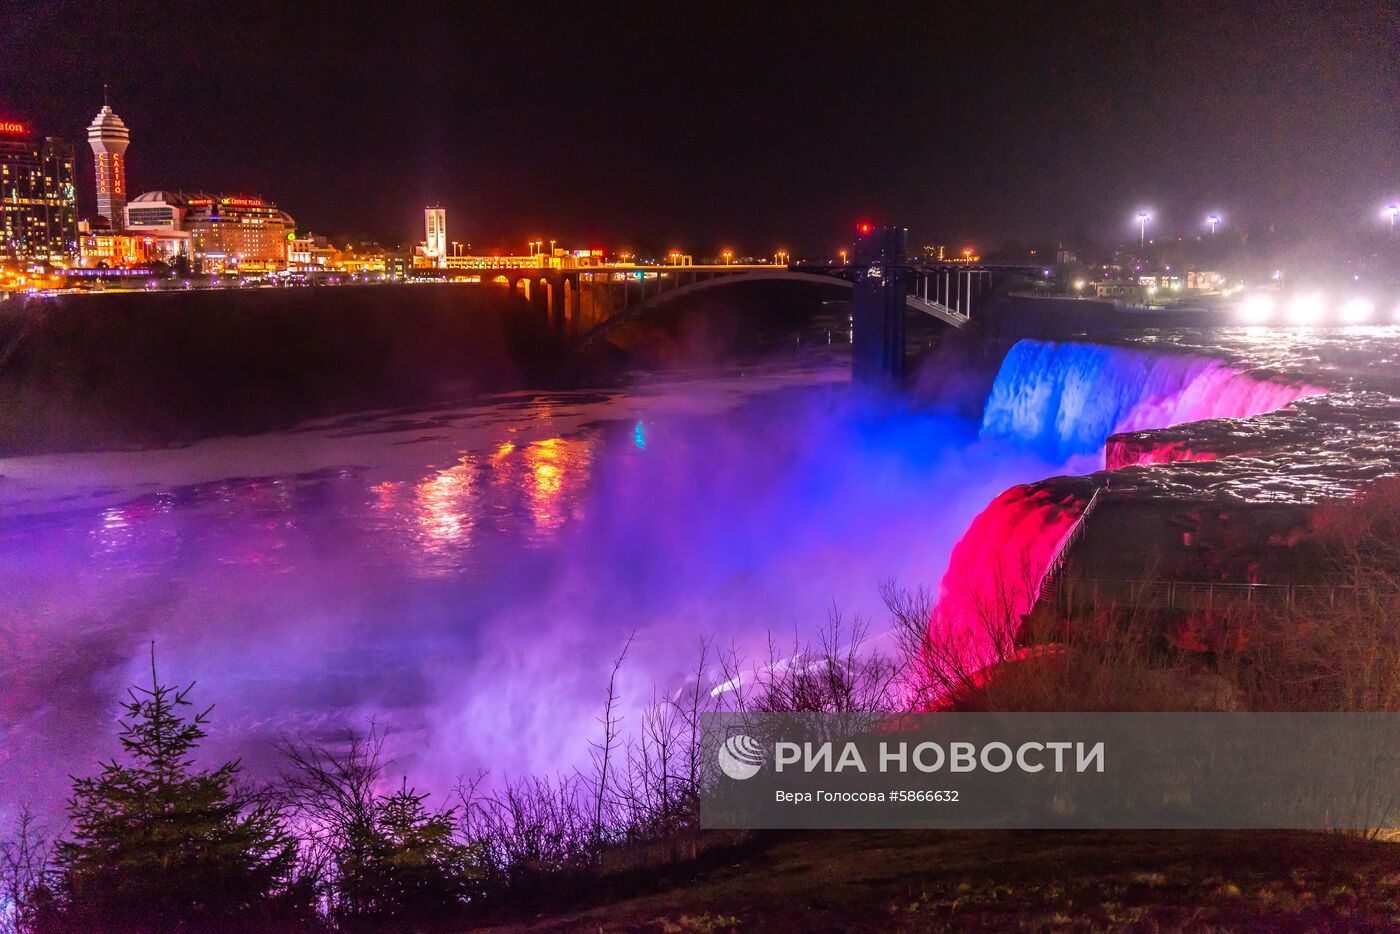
[0,119,78,263]
[126,191,293,271]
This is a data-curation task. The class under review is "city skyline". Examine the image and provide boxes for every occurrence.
[5,0,1397,252]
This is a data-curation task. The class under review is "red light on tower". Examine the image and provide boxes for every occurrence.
[857,222,872,235]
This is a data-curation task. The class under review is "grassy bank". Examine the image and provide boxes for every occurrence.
[493,828,1400,932]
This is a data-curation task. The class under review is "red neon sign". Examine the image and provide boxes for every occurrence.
[0,121,27,135]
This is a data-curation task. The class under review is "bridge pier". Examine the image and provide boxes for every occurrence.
[530,276,550,324]
[548,276,567,332]
[566,274,581,339]
[851,226,908,387]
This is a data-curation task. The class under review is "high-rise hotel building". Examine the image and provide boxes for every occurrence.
[0,119,78,263]
[126,191,294,271]
[86,102,130,231]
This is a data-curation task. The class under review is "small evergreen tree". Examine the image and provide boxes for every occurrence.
[40,649,314,933]
[282,727,484,930]
[334,780,480,931]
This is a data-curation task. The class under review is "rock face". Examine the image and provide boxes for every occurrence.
[0,284,574,454]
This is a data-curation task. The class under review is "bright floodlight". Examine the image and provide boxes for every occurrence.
[1286,293,1325,325]
[1340,298,1374,324]
[1136,210,1151,246]
[1237,294,1274,324]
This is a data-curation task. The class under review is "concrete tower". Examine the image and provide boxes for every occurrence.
[424,205,447,266]
[86,90,130,231]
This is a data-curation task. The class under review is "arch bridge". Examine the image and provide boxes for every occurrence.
[454,260,997,342]
[451,227,1029,384]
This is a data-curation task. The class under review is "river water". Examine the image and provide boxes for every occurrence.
[1,347,1079,816]
[2,330,1333,821]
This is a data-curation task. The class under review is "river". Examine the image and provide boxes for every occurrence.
[0,338,1318,818]
[0,348,1060,816]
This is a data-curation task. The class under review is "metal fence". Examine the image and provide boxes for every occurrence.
[1036,487,1103,607]
[1050,578,1362,613]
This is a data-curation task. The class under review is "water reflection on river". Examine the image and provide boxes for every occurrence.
[0,351,1054,816]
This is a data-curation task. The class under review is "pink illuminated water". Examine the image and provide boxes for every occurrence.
[0,340,1320,817]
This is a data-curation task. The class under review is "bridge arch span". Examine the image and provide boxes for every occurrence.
[578,269,852,346]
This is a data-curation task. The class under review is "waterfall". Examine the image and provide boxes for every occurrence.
[979,340,1322,466]
[928,340,1324,695]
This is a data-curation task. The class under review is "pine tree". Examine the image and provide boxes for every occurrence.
[370,780,480,924]
[40,649,315,933]
[281,729,484,930]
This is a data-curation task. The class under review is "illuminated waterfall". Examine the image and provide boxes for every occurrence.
[930,340,1324,691]
[979,340,1323,466]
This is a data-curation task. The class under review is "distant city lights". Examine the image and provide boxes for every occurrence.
[1237,294,1274,324]
[1232,292,1399,329]
[1339,298,1374,324]
[1285,293,1325,325]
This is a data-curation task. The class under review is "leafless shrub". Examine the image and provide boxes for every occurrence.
[883,549,1040,709]
[278,727,384,896]
[0,806,53,934]
[733,609,901,715]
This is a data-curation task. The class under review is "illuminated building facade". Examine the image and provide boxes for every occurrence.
[442,247,607,270]
[126,191,293,271]
[86,103,130,231]
[184,195,294,271]
[424,205,446,266]
[78,229,191,268]
[124,190,187,231]
[0,120,78,263]
[288,233,338,269]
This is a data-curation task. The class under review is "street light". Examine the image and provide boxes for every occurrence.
[1207,214,1220,236]
[1386,205,1399,233]
[1137,211,1151,247]
[1340,298,1374,324]
[721,249,733,265]
[1286,293,1325,325]
[838,249,848,264]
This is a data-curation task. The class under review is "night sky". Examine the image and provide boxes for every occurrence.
[4,0,1397,254]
